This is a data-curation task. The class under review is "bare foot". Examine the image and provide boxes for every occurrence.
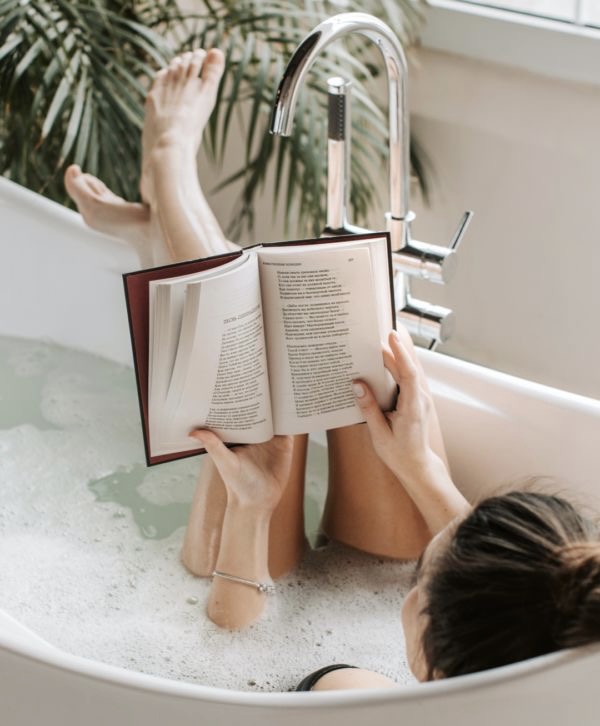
[64,164,167,267]
[64,49,227,266]
[140,48,225,208]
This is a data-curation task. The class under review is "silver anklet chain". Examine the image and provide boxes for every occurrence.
[211,570,276,595]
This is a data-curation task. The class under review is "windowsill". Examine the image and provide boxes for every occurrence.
[422,0,600,88]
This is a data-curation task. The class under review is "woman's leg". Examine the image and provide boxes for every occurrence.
[66,49,306,578]
[181,433,307,579]
[321,324,447,558]
[64,49,236,265]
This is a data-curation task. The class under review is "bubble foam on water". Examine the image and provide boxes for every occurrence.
[0,336,417,691]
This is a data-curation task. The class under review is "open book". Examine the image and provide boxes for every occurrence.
[123,232,397,465]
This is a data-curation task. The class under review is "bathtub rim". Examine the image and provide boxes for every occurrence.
[1,609,599,709]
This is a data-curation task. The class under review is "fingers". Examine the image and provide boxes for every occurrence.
[388,330,417,379]
[383,345,401,383]
[388,331,420,408]
[189,429,236,477]
[270,434,293,451]
[352,380,391,444]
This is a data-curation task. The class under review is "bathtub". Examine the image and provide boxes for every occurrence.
[1,176,599,725]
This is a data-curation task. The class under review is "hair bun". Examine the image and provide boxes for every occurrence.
[555,542,600,646]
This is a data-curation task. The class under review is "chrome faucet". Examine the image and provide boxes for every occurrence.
[270,12,473,349]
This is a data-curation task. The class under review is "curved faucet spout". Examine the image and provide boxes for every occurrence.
[270,12,411,235]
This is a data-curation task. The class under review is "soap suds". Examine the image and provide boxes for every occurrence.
[0,336,417,691]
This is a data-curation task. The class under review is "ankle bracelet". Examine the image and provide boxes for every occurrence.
[211,570,275,595]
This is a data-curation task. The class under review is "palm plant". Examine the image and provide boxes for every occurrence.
[0,0,428,238]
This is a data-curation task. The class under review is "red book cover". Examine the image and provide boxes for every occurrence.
[123,251,242,466]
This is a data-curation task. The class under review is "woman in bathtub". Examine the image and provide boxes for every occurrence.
[195,326,600,687]
[66,51,600,675]
[65,47,445,588]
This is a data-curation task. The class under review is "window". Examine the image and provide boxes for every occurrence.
[424,1,600,87]
[457,0,600,27]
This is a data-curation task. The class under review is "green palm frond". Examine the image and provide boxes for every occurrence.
[0,0,175,202]
[0,0,429,237]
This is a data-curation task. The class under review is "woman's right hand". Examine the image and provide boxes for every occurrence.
[188,431,293,513]
[352,330,437,483]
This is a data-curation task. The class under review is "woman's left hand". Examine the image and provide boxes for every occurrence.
[189,431,293,512]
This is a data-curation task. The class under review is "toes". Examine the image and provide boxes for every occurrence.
[64,164,82,191]
[179,51,195,81]
[65,163,81,179]
[168,55,185,80]
[85,175,109,197]
[64,165,95,200]
[201,48,225,89]
[148,67,168,99]
[149,47,223,98]
[154,67,168,84]
[64,167,104,214]
[64,165,81,201]
[188,48,206,78]
[66,168,112,204]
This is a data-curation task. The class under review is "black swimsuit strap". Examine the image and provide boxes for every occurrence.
[295,663,358,691]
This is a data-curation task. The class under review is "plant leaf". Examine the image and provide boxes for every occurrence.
[58,64,88,165]
[41,49,81,141]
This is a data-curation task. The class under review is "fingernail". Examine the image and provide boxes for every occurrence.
[391,330,401,341]
[352,382,365,399]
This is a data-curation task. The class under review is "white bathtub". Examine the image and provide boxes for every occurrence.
[1,176,599,725]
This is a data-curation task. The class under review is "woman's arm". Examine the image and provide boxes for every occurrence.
[189,431,293,629]
[353,330,470,535]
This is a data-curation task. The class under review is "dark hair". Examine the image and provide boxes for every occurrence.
[421,491,600,680]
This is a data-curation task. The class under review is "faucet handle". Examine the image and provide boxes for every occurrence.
[397,296,455,347]
[449,210,474,251]
[393,241,457,284]
[393,210,473,284]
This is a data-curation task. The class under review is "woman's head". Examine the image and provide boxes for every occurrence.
[402,491,600,681]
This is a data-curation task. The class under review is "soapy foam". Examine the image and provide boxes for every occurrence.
[0,336,417,691]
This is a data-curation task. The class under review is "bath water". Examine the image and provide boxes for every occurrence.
[0,335,416,691]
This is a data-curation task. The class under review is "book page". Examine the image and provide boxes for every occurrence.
[149,256,248,391]
[257,244,395,435]
[148,255,249,454]
[153,253,273,455]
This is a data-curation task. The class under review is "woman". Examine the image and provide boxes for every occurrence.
[194,328,600,683]
[64,46,442,593]
[66,50,600,665]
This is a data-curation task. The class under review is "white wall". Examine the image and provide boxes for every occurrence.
[409,48,600,399]
[201,44,600,400]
